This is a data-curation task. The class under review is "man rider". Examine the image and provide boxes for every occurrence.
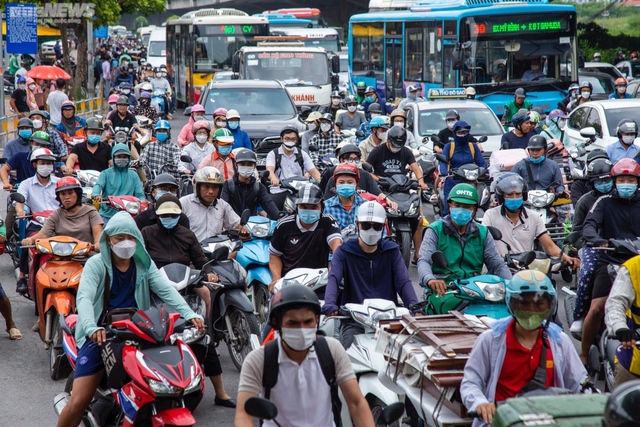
[610,78,632,99]
[359,116,390,161]
[65,117,112,173]
[119,81,137,106]
[138,120,180,178]
[418,184,512,296]
[324,90,343,121]
[356,103,381,143]
[436,109,461,153]
[593,52,602,62]
[113,65,133,88]
[606,119,640,163]
[512,135,564,194]
[334,95,366,134]
[567,81,592,112]
[355,81,367,103]
[398,83,425,110]
[501,109,536,149]
[321,144,384,200]
[1,131,51,189]
[30,110,67,160]
[559,83,579,114]
[4,118,35,160]
[502,88,532,126]
[135,173,189,231]
[361,86,393,118]
[104,95,138,133]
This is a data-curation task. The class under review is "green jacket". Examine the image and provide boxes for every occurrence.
[428,219,487,282]
[502,100,532,124]
[75,211,202,349]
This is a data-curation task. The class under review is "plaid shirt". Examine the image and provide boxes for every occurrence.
[310,131,342,171]
[138,139,181,178]
[46,127,68,157]
[133,104,158,124]
[323,193,366,239]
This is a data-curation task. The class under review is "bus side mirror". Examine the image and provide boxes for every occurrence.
[232,53,240,74]
[452,42,463,71]
[331,55,340,73]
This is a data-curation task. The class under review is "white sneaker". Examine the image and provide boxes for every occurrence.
[570,319,584,334]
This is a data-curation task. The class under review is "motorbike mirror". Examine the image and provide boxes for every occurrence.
[308,144,318,152]
[522,250,537,267]
[211,246,230,261]
[478,136,488,143]
[430,134,441,143]
[183,106,192,116]
[435,153,448,163]
[245,397,278,421]
[379,402,405,426]
[180,155,193,164]
[546,142,555,151]
[240,209,251,226]
[356,130,364,138]
[10,192,25,204]
[486,226,503,241]
[362,162,373,173]
[431,251,448,269]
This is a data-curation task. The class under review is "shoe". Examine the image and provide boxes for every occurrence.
[570,319,584,334]
[214,396,236,408]
[16,278,28,295]
[32,322,40,332]
[166,113,173,120]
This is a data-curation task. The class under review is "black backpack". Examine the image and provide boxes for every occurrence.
[262,336,342,426]
[272,147,305,175]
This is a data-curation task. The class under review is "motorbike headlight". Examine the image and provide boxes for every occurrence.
[250,223,270,239]
[464,169,479,181]
[184,373,202,395]
[385,205,399,215]
[170,327,205,345]
[36,243,51,254]
[75,246,91,256]
[147,378,179,396]
[89,177,98,187]
[371,310,394,324]
[50,241,76,256]
[284,197,296,214]
[530,194,550,208]
[351,311,374,328]
[115,131,127,144]
[35,215,48,225]
[123,200,141,215]
[407,204,419,216]
[476,281,506,302]
[573,168,584,179]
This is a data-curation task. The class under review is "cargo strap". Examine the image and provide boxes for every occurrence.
[518,332,550,395]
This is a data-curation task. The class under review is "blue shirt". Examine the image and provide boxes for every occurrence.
[323,193,366,238]
[608,92,632,99]
[7,152,35,183]
[109,260,137,310]
[606,140,640,163]
[3,137,31,160]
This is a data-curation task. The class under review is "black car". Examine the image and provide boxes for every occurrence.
[191,80,306,168]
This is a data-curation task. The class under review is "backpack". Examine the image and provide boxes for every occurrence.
[263,336,342,426]
[446,141,476,172]
[272,148,305,176]
[226,177,260,212]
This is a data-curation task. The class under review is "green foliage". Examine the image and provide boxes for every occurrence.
[135,16,149,28]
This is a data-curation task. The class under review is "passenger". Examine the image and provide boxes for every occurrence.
[138,120,180,178]
[323,163,368,240]
[501,109,536,150]
[55,101,86,139]
[321,143,384,201]
[198,128,236,180]
[134,173,189,231]
[29,110,67,161]
[566,81,592,112]
[225,109,252,150]
[301,111,322,154]
[397,83,425,110]
[358,116,390,161]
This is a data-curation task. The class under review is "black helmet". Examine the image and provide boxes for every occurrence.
[495,172,529,204]
[152,173,179,189]
[603,379,640,427]
[445,109,460,120]
[296,183,323,205]
[514,87,526,98]
[368,103,381,114]
[580,81,593,91]
[617,119,639,139]
[338,143,361,161]
[344,95,358,105]
[320,113,334,123]
[586,149,609,164]
[511,109,531,127]
[116,95,129,106]
[268,283,321,329]
[364,86,376,94]
[527,134,547,150]
[85,117,103,132]
[587,158,613,182]
[280,125,300,138]
[17,117,33,129]
[235,148,257,164]
[388,126,407,147]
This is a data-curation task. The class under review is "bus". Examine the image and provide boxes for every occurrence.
[255,13,313,28]
[263,7,327,28]
[348,0,578,117]
[166,8,269,105]
[269,27,341,53]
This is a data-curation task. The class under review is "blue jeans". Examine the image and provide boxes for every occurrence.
[573,247,597,321]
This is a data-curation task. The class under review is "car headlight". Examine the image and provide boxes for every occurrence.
[250,223,270,238]
[184,373,202,395]
[476,281,506,302]
[50,241,76,257]
[147,378,179,396]
[464,169,479,180]
[123,200,140,215]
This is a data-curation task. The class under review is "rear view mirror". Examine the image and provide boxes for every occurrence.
[478,136,488,143]
[180,155,193,164]
[308,144,318,152]
[240,209,251,226]
[431,251,448,269]
[487,226,502,241]
[10,193,25,204]
[522,250,537,267]
[356,130,364,138]
[211,246,230,261]
[361,163,373,173]
[546,142,555,151]
[183,106,192,116]
[580,127,596,139]
[245,397,277,421]
[435,153,448,163]
[379,402,405,426]
[331,55,340,73]
[232,52,240,73]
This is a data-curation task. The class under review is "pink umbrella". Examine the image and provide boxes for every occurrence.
[26,65,72,80]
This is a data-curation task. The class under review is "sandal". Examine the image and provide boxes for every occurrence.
[7,327,22,340]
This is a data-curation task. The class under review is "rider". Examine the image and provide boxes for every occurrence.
[321,143,384,200]
[104,95,138,134]
[220,149,280,220]
[268,183,342,292]
[131,91,158,125]
[501,88,532,126]
[540,109,569,147]
[335,95,367,133]
[355,81,367,103]
[225,109,252,150]
[178,104,206,147]
[512,135,565,194]
[390,109,418,149]
[593,52,602,62]
[149,66,172,119]
[461,270,588,426]
[581,158,640,366]
[198,128,236,180]
[610,77,632,99]
[323,163,368,240]
[606,119,640,163]
[135,173,190,230]
[324,90,343,121]
[138,120,180,178]
[3,118,35,160]
[571,149,610,208]
[54,212,204,427]
[356,103,381,143]
[55,101,86,139]
[311,113,346,170]
[567,81,593,111]
[212,108,228,134]
[235,284,375,427]
[559,83,579,113]
[436,109,461,153]
[323,200,419,347]
[119,81,137,106]
[113,64,134,88]
[501,109,536,149]
[359,116,390,161]
[64,117,112,173]
[301,111,322,154]
[418,183,512,295]
[29,110,67,160]
[397,83,425,110]
[361,86,393,118]
[91,144,145,225]
[181,121,215,175]
[1,131,52,189]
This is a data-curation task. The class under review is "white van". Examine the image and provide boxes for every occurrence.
[146,29,166,68]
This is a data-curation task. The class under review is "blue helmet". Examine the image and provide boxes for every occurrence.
[140,91,151,99]
[369,116,390,129]
[155,120,171,130]
[506,270,558,317]
[120,82,132,89]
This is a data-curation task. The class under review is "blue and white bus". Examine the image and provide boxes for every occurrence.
[349,0,578,117]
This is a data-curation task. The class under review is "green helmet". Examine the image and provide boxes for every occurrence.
[213,128,234,143]
[356,81,366,88]
[448,183,479,205]
[30,131,51,146]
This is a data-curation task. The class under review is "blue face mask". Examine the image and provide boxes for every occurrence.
[217,145,232,156]
[504,197,524,211]
[19,130,32,140]
[87,135,101,145]
[298,209,320,225]
[155,190,169,200]
[617,183,637,198]
[529,155,545,164]
[159,216,179,230]
[594,180,613,194]
[336,184,356,198]
[156,132,169,142]
[364,96,374,103]
[228,121,239,130]
[450,207,473,226]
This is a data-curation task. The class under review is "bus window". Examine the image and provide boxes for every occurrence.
[352,23,383,77]
[444,45,455,87]
[405,23,424,81]
[425,22,442,84]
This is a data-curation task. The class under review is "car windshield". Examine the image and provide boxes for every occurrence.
[244,52,329,86]
[581,75,614,96]
[418,107,503,137]
[583,65,620,80]
[203,88,297,117]
[605,107,640,136]
[148,41,165,57]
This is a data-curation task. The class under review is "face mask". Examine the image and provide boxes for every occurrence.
[217,145,232,156]
[394,122,404,128]
[504,197,524,211]
[618,87,626,94]
[581,91,590,99]
[388,144,402,153]
[622,135,635,145]
[159,216,179,230]
[529,155,545,164]
[331,98,341,106]
[530,65,539,71]
[571,92,577,99]
[228,121,239,130]
[307,122,317,132]
[320,123,332,133]
[154,190,170,200]
[377,131,388,141]
[162,72,167,78]
[109,104,116,111]
[155,72,162,78]
[359,227,382,246]
[364,96,374,103]
[37,164,54,177]
[238,165,255,179]
[450,207,473,226]
[114,158,130,168]
[122,89,131,95]
[346,159,361,169]
[281,327,317,351]
[32,119,43,129]
[513,310,549,331]
[557,119,566,129]
[298,209,320,224]
[111,239,137,259]
[447,120,456,129]
[88,135,101,145]
[18,84,26,90]
[28,84,36,91]
[195,134,208,144]
[336,184,356,197]
[156,132,169,142]
[215,120,226,128]
[594,180,613,194]
[19,130,32,139]
[282,140,297,150]
[347,105,357,113]
[617,183,637,198]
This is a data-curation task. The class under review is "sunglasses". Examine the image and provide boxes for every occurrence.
[360,222,384,231]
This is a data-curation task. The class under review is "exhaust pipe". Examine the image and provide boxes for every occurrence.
[53,392,70,416]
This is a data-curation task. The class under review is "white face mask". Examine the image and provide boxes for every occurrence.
[557,119,566,129]
[446,120,456,129]
[622,135,635,145]
[389,144,402,153]
[195,134,208,144]
[347,105,357,113]
[238,165,255,178]
[307,122,317,132]
[111,239,137,259]
[581,91,590,99]
[320,123,332,132]
[215,120,226,128]
[377,131,388,141]
[394,122,404,128]
[28,84,36,91]
[37,164,54,177]
[531,65,539,71]
[331,98,341,106]
[283,141,297,150]
[359,228,382,246]
[370,113,381,118]
[32,119,43,129]
[18,84,26,90]
[155,72,162,78]
[618,87,626,94]
[281,327,317,351]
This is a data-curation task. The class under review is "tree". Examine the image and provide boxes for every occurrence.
[136,16,149,29]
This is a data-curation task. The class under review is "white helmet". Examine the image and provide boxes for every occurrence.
[141,82,153,92]
[357,201,386,224]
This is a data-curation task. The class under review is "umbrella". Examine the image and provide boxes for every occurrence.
[26,65,72,80]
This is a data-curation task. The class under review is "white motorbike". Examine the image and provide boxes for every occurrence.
[75,169,101,202]
[273,267,329,299]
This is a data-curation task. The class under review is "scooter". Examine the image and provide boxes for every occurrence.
[273,267,329,300]
[279,175,316,214]
[105,195,150,217]
[75,169,101,203]
[54,306,206,427]
[525,187,572,246]
[152,88,167,120]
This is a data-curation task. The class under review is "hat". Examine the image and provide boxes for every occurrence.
[213,128,234,144]
[155,194,182,215]
[17,76,26,83]
[226,109,241,120]
[305,111,323,122]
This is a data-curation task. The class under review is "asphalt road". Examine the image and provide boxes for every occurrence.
[0,110,581,426]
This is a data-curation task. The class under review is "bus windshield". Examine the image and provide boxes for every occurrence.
[148,41,165,57]
[244,52,329,85]
[194,24,269,72]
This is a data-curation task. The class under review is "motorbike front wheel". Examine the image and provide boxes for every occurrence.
[253,284,270,331]
[396,229,412,269]
[49,312,71,380]
[227,308,261,372]
[370,398,401,427]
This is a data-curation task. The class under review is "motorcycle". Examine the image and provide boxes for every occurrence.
[152,88,167,120]
[273,267,329,300]
[54,306,206,427]
[279,175,316,214]
[9,192,53,276]
[104,195,150,218]
[413,143,437,204]
[75,169,101,204]
[525,186,572,247]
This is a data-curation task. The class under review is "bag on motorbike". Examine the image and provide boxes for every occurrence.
[263,336,342,427]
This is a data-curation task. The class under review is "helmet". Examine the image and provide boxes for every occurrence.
[495,172,529,204]
[28,110,46,120]
[547,109,568,123]
[140,91,151,99]
[619,50,625,55]
[191,104,205,114]
[213,128,234,143]
[387,126,407,147]
[155,120,171,130]
[356,81,366,89]
[30,131,51,146]
[611,158,640,178]
[587,149,609,164]
[344,95,358,105]
[305,111,322,123]
[506,270,558,317]
[296,183,323,205]
[30,147,56,163]
[580,81,593,91]
[226,109,241,120]
[17,117,34,129]
[85,117,103,131]
[192,120,211,134]
[193,167,224,187]
[527,134,548,151]
[364,86,376,94]
[587,158,614,182]
[389,109,406,121]
[616,119,638,139]
[320,113,334,123]
[528,110,540,125]
[465,87,476,97]
[213,108,228,118]
[615,77,628,87]
[603,379,640,427]
[593,52,601,59]
[107,94,118,103]
[280,125,300,138]
[268,284,321,329]
[235,148,257,164]
[633,52,639,59]
[369,116,389,129]
[448,183,479,205]
[568,83,579,92]
[338,144,361,161]
[333,163,360,182]
[452,120,472,133]
[511,109,531,127]
[55,176,83,207]
[116,95,129,106]
[446,109,460,120]
[330,90,341,98]
[120,82,131,89]
[357,200,386,224]
[514,88,526,98]
[152,173,179,189]
[141,82,153,92]
[368,103,381,114]
[61,100,75,110]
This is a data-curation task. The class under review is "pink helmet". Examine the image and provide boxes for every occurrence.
[213,108,227,118]
[191,104,205,114]
[108,94,118,103]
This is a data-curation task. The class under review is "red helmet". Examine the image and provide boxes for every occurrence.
[610,158,640,178]
[615,77,628,87]
[192,120,211,134]
[333,162,360,182]
[56,176,82,192]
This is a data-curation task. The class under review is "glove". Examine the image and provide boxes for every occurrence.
[616,328,636,342]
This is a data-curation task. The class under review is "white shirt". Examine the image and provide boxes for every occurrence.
[18,175,59,215]
[180,142,215,173]
[482,205,548,257]
[179,194,240,241]
[266,147,315,194]
[46,90,69,126]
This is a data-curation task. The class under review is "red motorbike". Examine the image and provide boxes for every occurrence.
[54,305,206,427]
[107,195,149,217]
